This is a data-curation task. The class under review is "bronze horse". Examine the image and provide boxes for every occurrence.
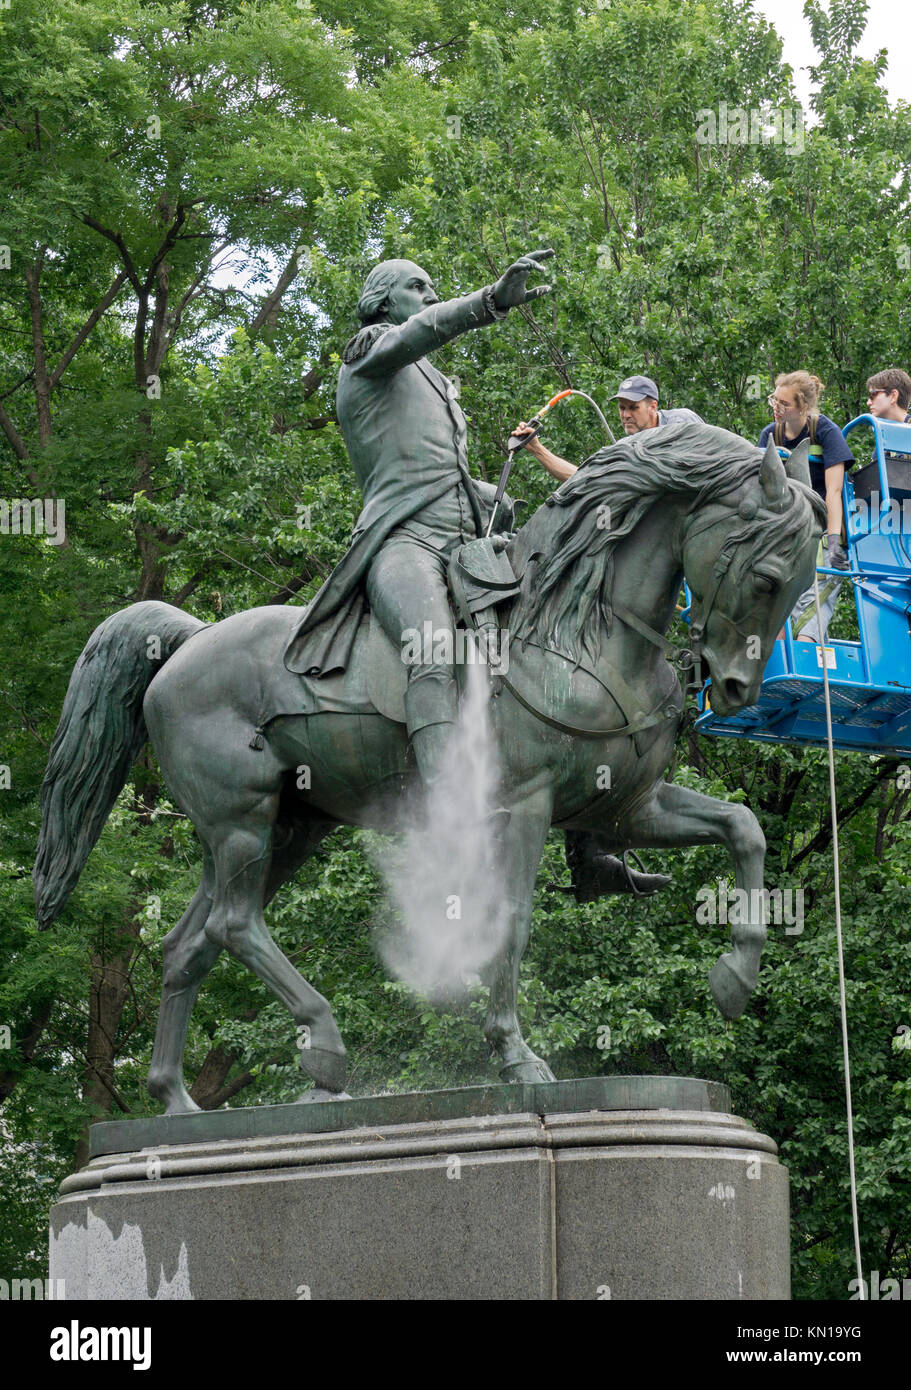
[34,424,822,1111]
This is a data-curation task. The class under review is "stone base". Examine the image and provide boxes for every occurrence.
[50,1077,790,1300]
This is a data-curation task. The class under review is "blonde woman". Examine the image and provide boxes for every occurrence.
[758,372,854,642]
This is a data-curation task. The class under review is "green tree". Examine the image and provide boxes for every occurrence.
[1,0,909,1297]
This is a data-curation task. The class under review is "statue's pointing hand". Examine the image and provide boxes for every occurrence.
[492,248,555,310]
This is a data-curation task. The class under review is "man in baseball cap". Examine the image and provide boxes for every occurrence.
[510,371,702,904]
[612,374,702,432]
[516,373,702,481]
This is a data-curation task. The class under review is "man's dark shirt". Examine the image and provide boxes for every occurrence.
[758,413,854,502]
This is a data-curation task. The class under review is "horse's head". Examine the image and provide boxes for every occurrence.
[681,438,825,716]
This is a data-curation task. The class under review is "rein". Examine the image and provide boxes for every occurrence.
[504,487,766,739]
[610,504,744,692]
[675,505,744,676]
[498,637,681,741]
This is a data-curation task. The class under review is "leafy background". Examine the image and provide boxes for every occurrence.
[1,0,909,1299]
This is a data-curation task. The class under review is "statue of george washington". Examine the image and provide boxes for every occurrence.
[283,250,553,791]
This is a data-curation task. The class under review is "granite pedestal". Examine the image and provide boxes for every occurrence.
[50,1076,790,1300]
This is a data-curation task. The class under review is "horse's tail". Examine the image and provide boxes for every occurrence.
[33,601,208,929]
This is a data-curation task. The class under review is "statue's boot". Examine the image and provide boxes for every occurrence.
[300,1085,353,1104]
[410,717,510,831]
[551,830,671,903]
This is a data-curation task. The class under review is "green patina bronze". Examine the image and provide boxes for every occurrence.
[33,253,825,1113]
[283,252,549,789]
[86,1076,733,1159]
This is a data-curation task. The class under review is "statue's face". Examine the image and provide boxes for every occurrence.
[383,263,440,324]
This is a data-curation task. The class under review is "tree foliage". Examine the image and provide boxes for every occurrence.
[1,0,909,1297]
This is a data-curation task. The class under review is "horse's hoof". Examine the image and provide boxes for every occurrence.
[708,954,753,1019]
[499,1057,556,1084]
[165,1096,202,1116]
[298,1086,352,1104]
[148,1075,201,1115]
[298,1045,348,1092]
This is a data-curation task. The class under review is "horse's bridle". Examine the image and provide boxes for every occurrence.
[528,497,758,707]
[674,504,745,693]
[605,506,743,700]
[687,532,740,648]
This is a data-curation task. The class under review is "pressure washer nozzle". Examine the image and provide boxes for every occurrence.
[506,416,542,453]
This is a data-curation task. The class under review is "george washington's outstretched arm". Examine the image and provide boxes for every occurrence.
[352,249,553,379]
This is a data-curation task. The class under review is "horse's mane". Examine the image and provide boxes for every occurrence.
[510,420,826,666]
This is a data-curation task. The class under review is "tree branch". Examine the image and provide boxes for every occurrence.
[170,562,217,608]
[0,1000,54,1103]
[789,762,898,869]
[164,257,227,355]
[266,566,327,604]
[248,248,301,337]
[196,1054,286,1110]
[0,370,36,403]
[0,399,33,469]
[24,251,52,446]
[80,214,143,293]
[49,270,129,388]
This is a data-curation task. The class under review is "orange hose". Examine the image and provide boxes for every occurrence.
[540,389,574,415]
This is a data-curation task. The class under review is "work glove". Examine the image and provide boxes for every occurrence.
[827,533,850,570]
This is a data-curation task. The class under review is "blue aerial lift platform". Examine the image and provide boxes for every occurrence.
[695,415,911,758]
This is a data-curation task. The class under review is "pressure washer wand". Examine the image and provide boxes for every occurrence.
[486,391,574,537]
[485,414,544,538]
[485,388,615,538]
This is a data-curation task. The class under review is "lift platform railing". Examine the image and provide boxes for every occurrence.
[693,416,911,756]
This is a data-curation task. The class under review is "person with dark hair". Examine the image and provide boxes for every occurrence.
[758,371,854,643]
[866,368,911,429]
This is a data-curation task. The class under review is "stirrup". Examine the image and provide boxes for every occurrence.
[622,849,658,897]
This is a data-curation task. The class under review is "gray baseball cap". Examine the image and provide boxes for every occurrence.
[612,375,659,402]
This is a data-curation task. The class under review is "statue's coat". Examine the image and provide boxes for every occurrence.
[283,288,507,675]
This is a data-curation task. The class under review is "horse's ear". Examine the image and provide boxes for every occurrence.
[783,438,812,489]
[759,437,789,511]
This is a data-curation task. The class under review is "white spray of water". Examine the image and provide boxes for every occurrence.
[376,658,512,1002]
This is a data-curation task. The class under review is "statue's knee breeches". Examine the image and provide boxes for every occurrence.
[366,540,459,734]
[366,541,455,638]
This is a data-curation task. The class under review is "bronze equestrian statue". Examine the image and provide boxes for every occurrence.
[33,254,824,1111]
[284,251,661,895]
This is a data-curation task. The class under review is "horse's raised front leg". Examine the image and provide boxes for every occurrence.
[484,789,556,1083]
[615,780,767,1018]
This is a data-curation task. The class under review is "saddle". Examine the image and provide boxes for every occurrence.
[362,536,522,723]
[252,538,678,752]
[264,537,521,730]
